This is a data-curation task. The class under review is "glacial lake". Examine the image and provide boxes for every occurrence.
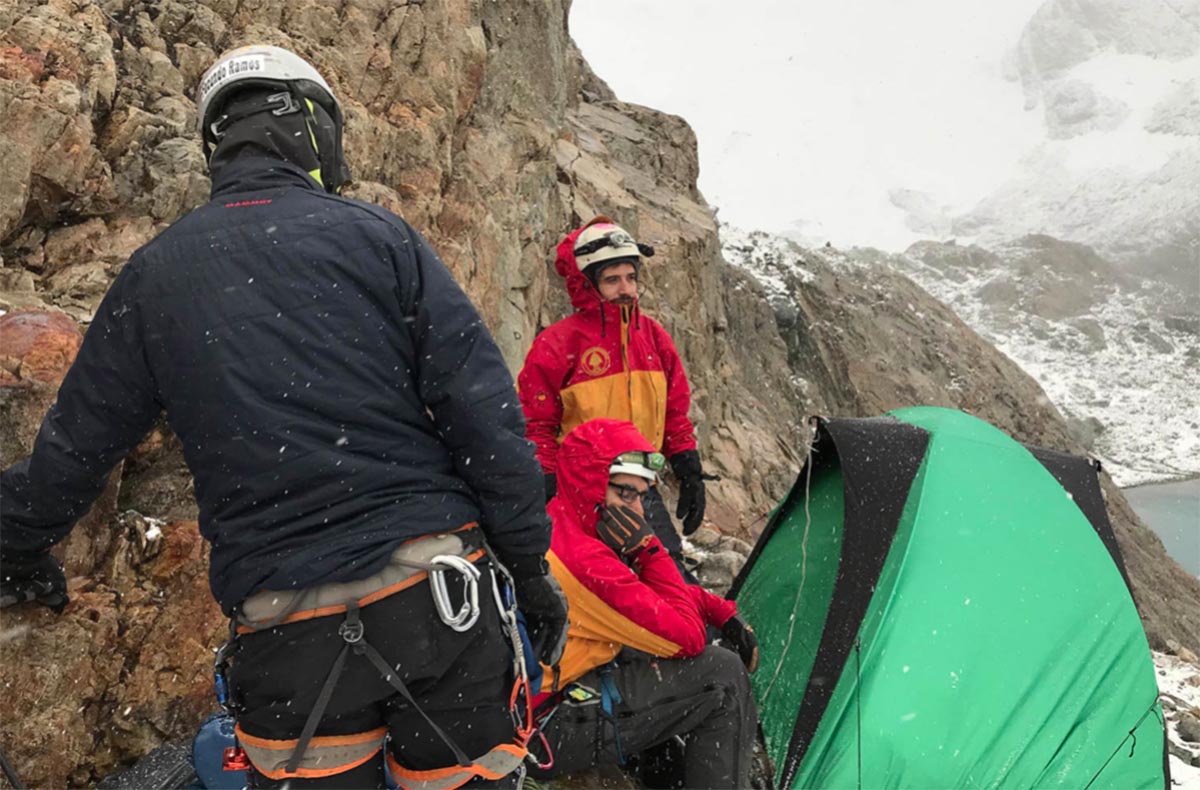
[1123,478,1200,578]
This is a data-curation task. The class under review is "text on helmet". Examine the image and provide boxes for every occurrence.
[199,55,268,105]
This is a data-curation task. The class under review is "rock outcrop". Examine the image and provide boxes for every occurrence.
[1,1,1196,785]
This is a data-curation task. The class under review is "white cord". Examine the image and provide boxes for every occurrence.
[429,555,481,632]
[762,442,815,704]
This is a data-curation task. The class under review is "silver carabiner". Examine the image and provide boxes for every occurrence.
[429,555,481,633]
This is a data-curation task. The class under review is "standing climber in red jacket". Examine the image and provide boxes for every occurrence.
[519,217,712,566]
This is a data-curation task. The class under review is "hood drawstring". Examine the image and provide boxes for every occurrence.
[584,280,641,339]
[619,302,639,332]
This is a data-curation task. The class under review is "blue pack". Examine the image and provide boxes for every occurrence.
[515,608,543,695]
[191,712,247,789]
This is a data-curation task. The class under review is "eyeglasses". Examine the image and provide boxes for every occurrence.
[608,483,648,504]
[575,231,656,259]
[613,451,666,472]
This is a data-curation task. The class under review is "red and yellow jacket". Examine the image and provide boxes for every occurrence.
[518,226,697,475]
[537,419,736,700]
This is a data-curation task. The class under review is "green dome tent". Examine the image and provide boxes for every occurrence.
[730,407,1167,789]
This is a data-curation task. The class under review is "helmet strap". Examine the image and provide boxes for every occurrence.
[205,89,302,156]
[208,88,322,183]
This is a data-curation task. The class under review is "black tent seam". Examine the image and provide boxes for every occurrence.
[1023,444,1137,603]
[777,417,929,789]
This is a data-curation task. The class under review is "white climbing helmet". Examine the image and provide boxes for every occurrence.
[196,44,341,152]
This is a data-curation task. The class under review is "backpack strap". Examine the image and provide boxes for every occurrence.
[597,663,627,765]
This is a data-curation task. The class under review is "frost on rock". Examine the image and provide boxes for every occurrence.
[1156,650,1200,786]
[890,239,1198,486]
[720,224,816,299]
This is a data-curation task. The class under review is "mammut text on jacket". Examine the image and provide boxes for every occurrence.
[517,227,697,475]
[0,158,549,613]
[539,419,735,694]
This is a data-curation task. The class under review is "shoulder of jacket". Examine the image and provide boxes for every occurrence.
[532,315,592,350]
[642,316,681,352]
[129,204,210,262]
[638,314,671,336]
[312,193,418,240]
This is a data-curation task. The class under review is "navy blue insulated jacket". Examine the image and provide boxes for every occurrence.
[1,157,550,614]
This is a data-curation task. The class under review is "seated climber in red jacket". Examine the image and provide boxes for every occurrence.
[530,418,760,789]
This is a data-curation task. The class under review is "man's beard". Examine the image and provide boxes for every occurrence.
[609,295,635,305]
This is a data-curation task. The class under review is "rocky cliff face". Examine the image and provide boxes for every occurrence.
[1,1,1195,785]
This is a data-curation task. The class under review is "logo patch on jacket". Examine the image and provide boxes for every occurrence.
[581,346,612,377]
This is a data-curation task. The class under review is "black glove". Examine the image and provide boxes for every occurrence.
[670,450,707,536]
[597,504,657,557]
[506,555,569,667]
[720,615,759,673]
[544,473,557,503]
[0,550,69,614]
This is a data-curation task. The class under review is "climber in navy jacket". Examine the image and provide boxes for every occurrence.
[1,44,565,788]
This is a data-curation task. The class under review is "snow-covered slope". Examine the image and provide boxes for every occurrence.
[862,0,1200,484]
[1157,650,1200,788]
[898,236,1199,486]
[889,0,1200,293]
[721,226,1200,486]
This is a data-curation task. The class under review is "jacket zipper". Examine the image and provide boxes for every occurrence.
[621,305,632,417]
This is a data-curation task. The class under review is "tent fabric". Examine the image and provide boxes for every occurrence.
[732,407,1166,789]
[729,415,929,785]
[1024,444,1136,597]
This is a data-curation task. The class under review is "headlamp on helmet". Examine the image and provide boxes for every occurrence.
[573,220,655,276]
[610,450,665,482]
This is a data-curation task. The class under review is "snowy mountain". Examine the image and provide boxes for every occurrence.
[899,0,1200,294]
[897,236,1199,485]
[838,0,1200,485]
[722,226,1200,486]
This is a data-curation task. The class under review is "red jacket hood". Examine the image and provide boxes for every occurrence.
[552,418,657,536]
[555,225,640,320]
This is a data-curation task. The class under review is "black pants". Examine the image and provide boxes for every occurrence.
[643,487,698,583]
[229,565,518,788]
[533,647,757,790]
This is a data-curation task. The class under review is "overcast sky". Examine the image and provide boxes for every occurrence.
[570,0,1048,250]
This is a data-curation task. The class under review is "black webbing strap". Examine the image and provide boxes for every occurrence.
[597,664,626,765]
[283,601,473,775]
[285,623,354,773]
